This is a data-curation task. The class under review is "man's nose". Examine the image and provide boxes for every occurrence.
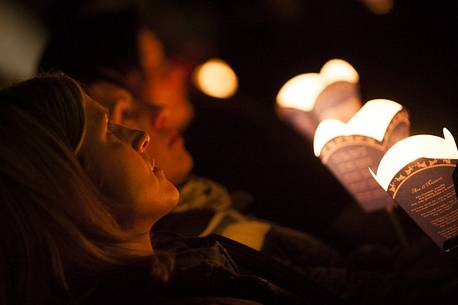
[169,63,188,85]
[109,123,150,153]
[152,108,168,130]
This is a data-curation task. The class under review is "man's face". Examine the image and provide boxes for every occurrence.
[138,29,194,132]
[88,82,193,185]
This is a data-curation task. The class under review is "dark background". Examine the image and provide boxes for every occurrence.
[1,0,457,249]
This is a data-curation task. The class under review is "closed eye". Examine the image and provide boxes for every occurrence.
[100,110,110,135]
[107,122,123,144]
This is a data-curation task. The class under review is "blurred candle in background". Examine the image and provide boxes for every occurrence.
[320,58,359,85]
[358,0,393,15]
[276,58,362,141]
[192,58,238,99]
[276,73,324,111]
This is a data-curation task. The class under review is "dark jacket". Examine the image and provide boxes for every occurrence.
[69,234,342,305]
[70,233,458,305]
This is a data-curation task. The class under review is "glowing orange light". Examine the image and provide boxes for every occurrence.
[360,0,393,15]
[371,129,458,191]
[193,58,238,99]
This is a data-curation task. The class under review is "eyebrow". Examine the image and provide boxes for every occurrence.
[87,98,110,137]
[77,95,114,155]
[97,107,110,133]
[101,107,110,119]
[138,102,162,120]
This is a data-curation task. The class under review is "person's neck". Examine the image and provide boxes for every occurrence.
[124,231,154,256]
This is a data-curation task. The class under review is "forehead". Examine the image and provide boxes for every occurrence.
[87,82,135,107]
[87,81,162,124]
[138,29,165,69]
[136,100,162,118]
[76,94,108,155]
[83,95,108,127]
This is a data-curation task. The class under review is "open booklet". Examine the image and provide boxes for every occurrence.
[371,129,458,251]
[313,99,410,212]
[276,59,362,140]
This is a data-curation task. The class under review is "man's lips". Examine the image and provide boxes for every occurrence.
[146,158,163,176]
[168,132,183,147]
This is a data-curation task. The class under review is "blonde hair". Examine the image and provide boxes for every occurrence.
[0,74,172,305]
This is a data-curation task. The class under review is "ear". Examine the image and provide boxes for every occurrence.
[110,98,132,125]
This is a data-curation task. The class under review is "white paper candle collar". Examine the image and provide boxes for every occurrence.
[313,99,403,157]
[320,59,359,85]
[276,59,358,111]
[276,73,324,111]
[370,128,458,191]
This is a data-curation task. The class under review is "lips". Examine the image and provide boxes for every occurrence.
[145,157,165,179]
[145,158,155,173]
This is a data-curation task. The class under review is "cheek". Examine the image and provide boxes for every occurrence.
[113,160,154,200]
[145,138,167,161]
[124,173,179,225]
[84,146,178,225]
[91,148,151,200]
[99,158,164,221]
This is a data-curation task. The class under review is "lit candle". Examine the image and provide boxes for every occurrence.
[371,129,458,251]
[313,99,410,212]
[276,59,361,140]
[192,58,238,99]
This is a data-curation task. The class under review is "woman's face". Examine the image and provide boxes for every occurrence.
[78,95,179,232]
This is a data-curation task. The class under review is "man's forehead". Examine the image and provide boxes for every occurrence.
[88,81,134,103]
[84,94,108,116]
[137,100,162,117]
[87,80,163,120]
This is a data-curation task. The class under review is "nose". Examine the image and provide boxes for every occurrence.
[132,130,150,153]
[151,103,193,132]
[153,108,168,130]
[109,123,150,153]
[169,63,188,84]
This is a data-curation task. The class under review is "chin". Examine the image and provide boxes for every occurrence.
[182,153,193,178]
[169,171,189,186]
[167,186,180,210]
[151,190,180,221]
[168,156,193,185]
